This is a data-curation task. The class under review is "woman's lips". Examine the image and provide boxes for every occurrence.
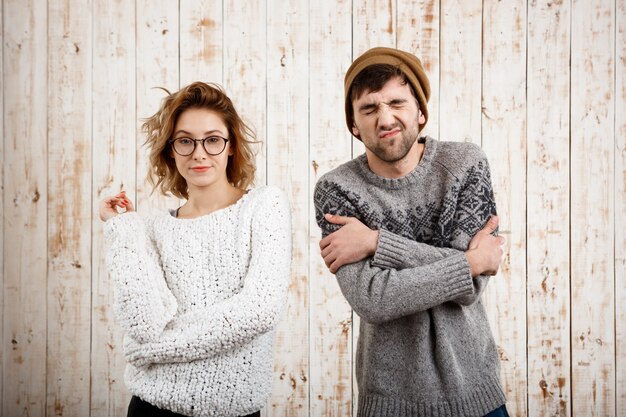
[191,166,210,172]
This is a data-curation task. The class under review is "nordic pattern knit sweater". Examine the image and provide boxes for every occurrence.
[314,136,506,417]
[104,186,291,417]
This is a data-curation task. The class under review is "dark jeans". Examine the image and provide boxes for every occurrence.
[484,405,510,417]
[127,396,261,417]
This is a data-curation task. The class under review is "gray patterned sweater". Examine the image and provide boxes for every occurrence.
[314,136,506,417]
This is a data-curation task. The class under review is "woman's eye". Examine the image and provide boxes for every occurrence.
[206,136,221,144]
[178,138,193,145]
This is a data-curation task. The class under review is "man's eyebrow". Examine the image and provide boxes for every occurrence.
[358,103,378,112]
[388,98,408,105]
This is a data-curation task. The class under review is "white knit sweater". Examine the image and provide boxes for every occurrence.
[104,186,291,417]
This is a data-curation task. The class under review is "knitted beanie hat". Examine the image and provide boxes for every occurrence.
[344,47,431,136]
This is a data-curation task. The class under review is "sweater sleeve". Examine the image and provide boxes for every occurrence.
[447,151,498,305]
[368,150,498,307]
[314,179,474,324]
[124,188,291,366]
[104,212,178,343]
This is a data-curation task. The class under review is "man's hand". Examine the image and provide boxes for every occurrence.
[465,215,505,277]
[319,214,379,274]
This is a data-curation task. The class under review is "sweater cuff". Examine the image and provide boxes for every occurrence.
[103,212,143,243]
[438,253,474,299]
[372,228,411,268]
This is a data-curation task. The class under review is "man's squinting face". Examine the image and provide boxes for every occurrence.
[351,76,425,164]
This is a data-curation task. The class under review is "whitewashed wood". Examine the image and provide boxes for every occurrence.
[265,1,309,415]
[570,1,615,416]
[90,1,136,415]
[223,0,267,187]
[481,2,527,417]
[526,1,571,416]
[136,0,180,215]
[2,0,47,415]
[351,0,397,160]
[439,0,481,144]
[46,1,92,415]
[309,1,354,416]
[616,1,626,415]
[179,0,223,87]
[0,1,4,410]
[396,0,440,139]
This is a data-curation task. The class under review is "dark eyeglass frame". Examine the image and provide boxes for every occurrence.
[168,136,230,156]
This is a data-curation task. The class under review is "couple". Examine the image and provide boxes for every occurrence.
[100,47,508,417]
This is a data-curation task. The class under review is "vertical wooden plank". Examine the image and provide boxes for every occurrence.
[526,1,571,416]
[91,0,136,415]
[481,2,527,416]
[353,0,396,55]
[352,0,397,157]
[526,2,572,417]
[309,1,353,416]
[396,0,440,139]
[308,1,356,417]
[223,0,266,186]
[617,1,626,415]
[179,0,222,87]
[136,0,179,215]
[439,0,482,144]
[0,0,4,409]
[266,0,309,415]
[2,0,47,415]
[570,1,615,416]
[47,0,92,415]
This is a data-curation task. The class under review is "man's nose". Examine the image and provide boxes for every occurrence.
[377,105,396,129]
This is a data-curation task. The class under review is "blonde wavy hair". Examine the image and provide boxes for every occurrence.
[143,82,258,199]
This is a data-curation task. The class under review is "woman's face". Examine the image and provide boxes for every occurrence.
[170,108,233,193]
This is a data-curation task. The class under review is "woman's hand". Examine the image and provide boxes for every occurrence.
[99,191,135,221]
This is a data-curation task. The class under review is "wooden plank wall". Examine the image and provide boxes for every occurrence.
[1,1,624,416]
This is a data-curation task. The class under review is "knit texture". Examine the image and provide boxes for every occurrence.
[104,186,291,417]
[314,136,505,417]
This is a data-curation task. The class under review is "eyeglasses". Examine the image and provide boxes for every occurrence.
[169,136,230,156]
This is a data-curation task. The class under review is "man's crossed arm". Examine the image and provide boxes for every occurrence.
[319,213,504,277]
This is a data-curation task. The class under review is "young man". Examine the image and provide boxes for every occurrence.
[314,47,509,417]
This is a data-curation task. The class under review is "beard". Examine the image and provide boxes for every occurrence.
[364,127,419,163]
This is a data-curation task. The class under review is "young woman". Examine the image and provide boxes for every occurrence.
[99,82,291,417]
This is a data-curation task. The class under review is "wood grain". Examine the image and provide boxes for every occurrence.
[481,1,528,416]
[2,0,48,415]
[526,1,571,416]
[617,2,626,416]
[265,0,310,415]
[90,1,136,415]
[309,1,354,416]
[570,0,615,416]
[47,0,92,415]
[439,0,482,144]
[223,0,267,186]
[180,0,223,87]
